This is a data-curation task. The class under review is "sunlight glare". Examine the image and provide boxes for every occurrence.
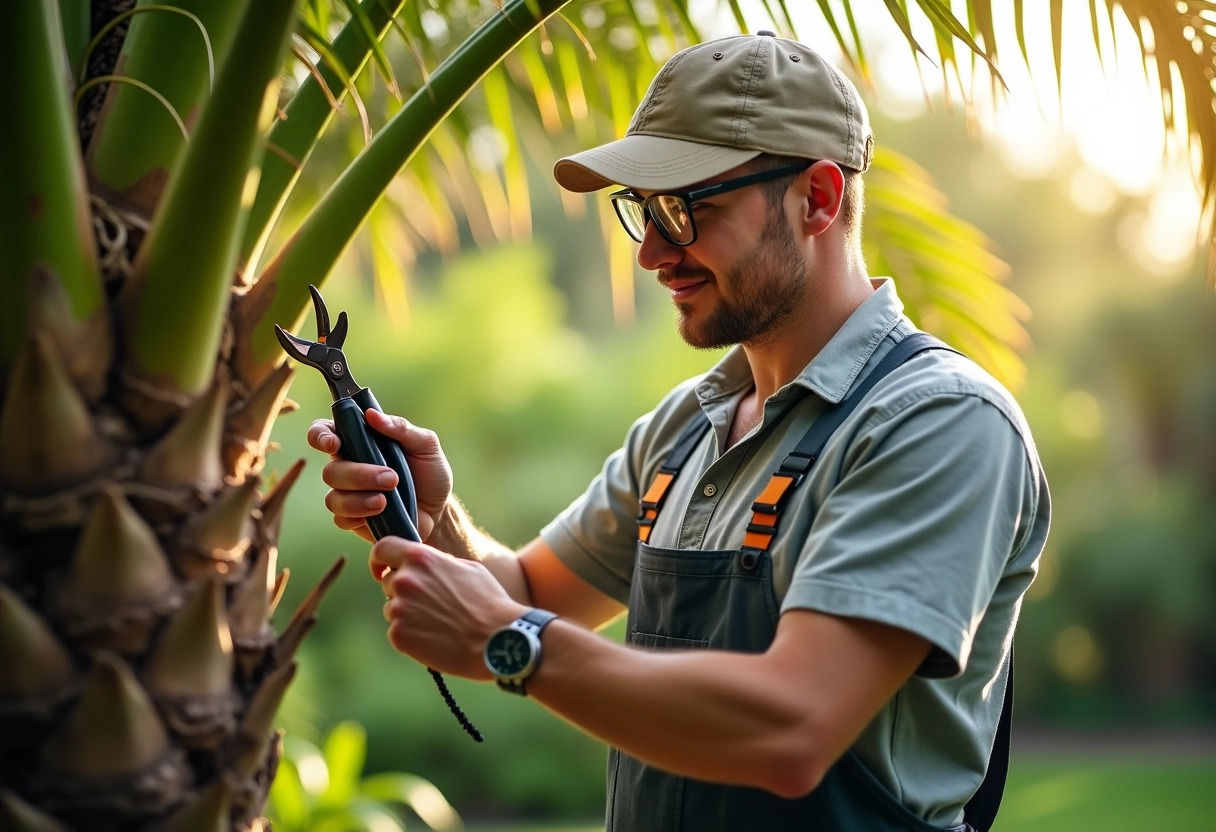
[1136,168,1206,273]
[1068,166,1118,214]
[740,0,1194,219]
[468,124,507,172]
[295,751,329,796]
[1117,164,1204,278]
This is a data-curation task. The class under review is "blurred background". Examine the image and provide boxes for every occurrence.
[262,1,1216,830]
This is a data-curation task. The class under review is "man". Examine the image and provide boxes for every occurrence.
[309,32,1049,831]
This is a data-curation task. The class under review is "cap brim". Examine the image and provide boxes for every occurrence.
[553,134,760,193]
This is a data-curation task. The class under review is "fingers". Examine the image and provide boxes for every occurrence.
[370,545,393,582]
[311,412,450,547]
[369,537,428,584]
[370,536,413,572]
[319,449,398,537]
[311,411,442,460]
[323,486,388,522]
[306,419,341,455]
[334,514,375,544]
[322,457,397,492]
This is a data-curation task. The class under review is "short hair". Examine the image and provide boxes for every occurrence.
[748,153,864,243]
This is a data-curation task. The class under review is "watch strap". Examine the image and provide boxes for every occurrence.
[519,607,558,632]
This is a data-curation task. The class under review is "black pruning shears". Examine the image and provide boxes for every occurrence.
[275,285,483,742]
[275,285,421,544]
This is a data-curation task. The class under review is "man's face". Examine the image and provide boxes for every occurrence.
[640,176,809,349]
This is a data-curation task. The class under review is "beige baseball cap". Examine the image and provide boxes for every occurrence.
[553,32,873,193]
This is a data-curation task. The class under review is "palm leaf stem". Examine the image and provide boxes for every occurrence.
[242,0,574,380]
[119,0,296,397]
[240,0,407,277]
[85,0,244,218]
[0,0,102,367]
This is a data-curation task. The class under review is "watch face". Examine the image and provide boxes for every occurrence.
[485,629,534,677]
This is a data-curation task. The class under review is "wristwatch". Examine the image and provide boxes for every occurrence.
[484,608,559,695]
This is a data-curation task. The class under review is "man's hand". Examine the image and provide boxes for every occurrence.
[372,537,527,679]
[307,410,453,543]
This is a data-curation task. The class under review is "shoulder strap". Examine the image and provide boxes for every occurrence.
[636,411,713,543]
[739,332,958,566]
[748,331,1016,829]
[640,333,958,549]
[787,331,958,472]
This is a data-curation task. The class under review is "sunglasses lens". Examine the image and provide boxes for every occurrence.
[650,195,693,244]
[612,197,647,242]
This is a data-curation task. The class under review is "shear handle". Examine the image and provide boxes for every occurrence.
[331,398,421,543]
[353,388,421,523]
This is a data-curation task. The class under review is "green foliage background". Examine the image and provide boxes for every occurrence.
[264,100,1216,823]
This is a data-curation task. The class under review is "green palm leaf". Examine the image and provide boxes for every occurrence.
[864,147,1030,389]
[855,0,1215,283]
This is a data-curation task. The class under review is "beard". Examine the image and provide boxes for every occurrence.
[674,210,809,350]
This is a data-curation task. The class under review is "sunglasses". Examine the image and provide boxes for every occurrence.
[609,162,812,246]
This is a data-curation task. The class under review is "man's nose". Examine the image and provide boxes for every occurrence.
[636,220,683,272]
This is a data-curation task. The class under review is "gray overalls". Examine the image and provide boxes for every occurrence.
[606,334,1008,832]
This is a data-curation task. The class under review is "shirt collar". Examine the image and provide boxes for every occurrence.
[696,278,905,406]
[794,278,904,403]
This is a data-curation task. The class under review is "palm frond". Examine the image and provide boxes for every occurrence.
[864,147,1030,391]
[1112,0,1216,279]
[910,0,1216,280]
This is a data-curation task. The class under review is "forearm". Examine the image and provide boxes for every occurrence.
[426,496,530,604]
[527,621,823,797]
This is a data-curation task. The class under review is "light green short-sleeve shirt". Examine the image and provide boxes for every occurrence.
[541,278,1050,827]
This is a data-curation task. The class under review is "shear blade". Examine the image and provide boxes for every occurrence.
[274,325,316,363]
[308,285,331,341]
[328,311,349,350]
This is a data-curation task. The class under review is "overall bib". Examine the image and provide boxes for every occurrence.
[605,334,1008,832]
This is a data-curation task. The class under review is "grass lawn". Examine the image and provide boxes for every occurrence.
[466,749,1216,831]
[996,749,1216,831]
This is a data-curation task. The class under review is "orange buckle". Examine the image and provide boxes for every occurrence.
[638,471,676,541]
[752,473,798,513]
[640,471,675,510]
[742,512,777,551]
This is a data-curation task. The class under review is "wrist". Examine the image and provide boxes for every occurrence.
[429,496,516,567]
[424,496,471,554]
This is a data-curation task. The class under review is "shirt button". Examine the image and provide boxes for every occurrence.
[703,483,717,497]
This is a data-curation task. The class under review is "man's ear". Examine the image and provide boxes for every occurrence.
[798,161,844,235]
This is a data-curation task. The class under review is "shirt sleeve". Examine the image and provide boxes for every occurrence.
[781,389,1035,678]
[540,378,705,605]
[539,440,642,605]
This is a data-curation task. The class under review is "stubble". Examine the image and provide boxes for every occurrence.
[676,211,809,350]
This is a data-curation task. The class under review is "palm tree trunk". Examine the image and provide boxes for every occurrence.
[0,1,573,828]
[0,2,335,829]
